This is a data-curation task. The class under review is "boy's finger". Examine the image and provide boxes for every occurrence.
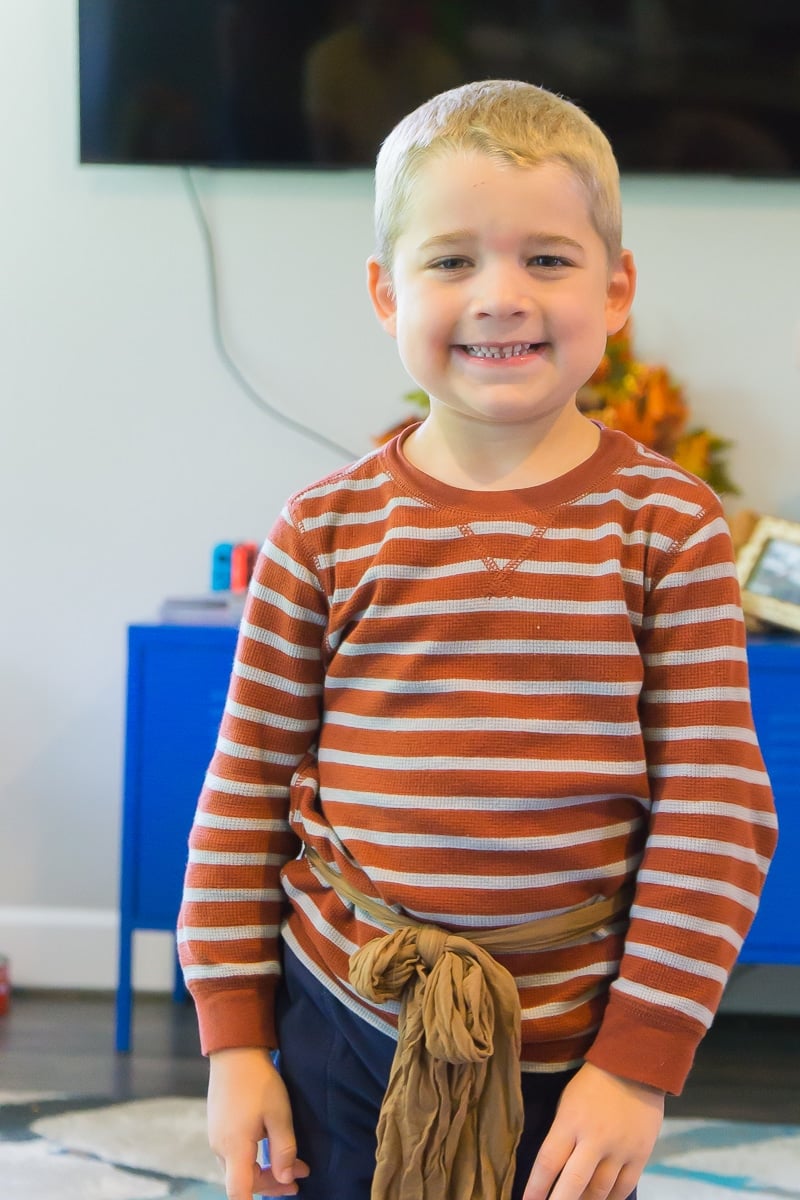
[522,1134,572,1200]
[252,1167,299,1196]
[222,1144,260,1200]
[264,1114,303,1186]
[254,1163,312,1194]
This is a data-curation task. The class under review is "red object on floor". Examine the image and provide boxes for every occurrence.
[0,955,10,1015]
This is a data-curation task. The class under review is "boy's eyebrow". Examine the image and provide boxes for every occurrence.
[418,230,476,250]
[417,231,586,252]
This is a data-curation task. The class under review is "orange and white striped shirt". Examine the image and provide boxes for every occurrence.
[178,425,777,1095]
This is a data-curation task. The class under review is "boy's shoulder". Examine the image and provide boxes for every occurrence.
[595,430,734,567]
[600,427,725,517]
[282,438,405,523]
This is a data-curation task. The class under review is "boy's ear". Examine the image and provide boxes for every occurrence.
[367,256,398,337]
[605,249,637,335]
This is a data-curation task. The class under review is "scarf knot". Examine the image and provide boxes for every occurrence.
[349,927,522,1199]
[304,846,632,1200]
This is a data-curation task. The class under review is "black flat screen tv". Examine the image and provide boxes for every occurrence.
[78,0,800,175]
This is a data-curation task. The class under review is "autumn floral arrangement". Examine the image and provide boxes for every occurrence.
[378,320,737,496]
[577,320,737,495]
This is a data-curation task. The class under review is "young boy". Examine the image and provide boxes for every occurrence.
[178,80,777,1200]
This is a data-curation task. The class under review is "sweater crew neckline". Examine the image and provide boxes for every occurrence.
[382,423,633,516]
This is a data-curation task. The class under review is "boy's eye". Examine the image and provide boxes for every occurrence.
[529,254,571,269]
[430,256,471,271]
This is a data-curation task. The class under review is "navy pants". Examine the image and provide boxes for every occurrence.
[275,946,635,1200]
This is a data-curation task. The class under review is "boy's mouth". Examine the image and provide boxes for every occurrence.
[461,342,544,359]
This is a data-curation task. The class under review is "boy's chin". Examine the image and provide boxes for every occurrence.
[433,399,574,428]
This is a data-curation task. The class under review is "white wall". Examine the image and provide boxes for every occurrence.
[1,2,798,998]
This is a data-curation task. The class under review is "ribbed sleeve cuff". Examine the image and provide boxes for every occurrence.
[192,976,280,1057]
[584,995,703,1096]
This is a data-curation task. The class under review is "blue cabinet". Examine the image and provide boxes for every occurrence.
[116,624,237,1051]
[737,636,799,965]
[115,627,798,1050]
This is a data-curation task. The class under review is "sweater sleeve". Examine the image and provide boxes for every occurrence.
[177,506,327,1055]
[585,501,778,1094]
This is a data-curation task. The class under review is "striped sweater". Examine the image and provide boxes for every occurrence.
[178,424,777,1095]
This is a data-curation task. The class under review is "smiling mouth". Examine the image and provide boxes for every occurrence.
[461,343,544,359]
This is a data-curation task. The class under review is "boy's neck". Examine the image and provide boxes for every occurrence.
[402,406,601,492]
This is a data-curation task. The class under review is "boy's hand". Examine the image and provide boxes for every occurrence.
[522,1061,664,1200]
[208,1046,310,1199]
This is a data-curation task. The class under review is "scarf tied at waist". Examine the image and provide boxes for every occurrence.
[305,848,632,1200]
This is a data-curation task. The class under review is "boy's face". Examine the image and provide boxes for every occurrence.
[368,151,635,435]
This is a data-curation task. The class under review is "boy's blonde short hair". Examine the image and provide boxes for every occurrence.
[374,79,622,267]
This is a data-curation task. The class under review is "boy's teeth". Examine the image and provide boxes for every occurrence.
[465,343,536,358]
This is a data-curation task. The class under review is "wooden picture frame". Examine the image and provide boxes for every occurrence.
[737,516,800,632]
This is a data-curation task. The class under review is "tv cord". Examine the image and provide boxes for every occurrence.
[183,168,357,462]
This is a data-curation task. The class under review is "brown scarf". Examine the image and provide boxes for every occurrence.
[305,848,631,1200]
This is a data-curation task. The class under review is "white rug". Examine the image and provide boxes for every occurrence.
[0,1093,798,1199]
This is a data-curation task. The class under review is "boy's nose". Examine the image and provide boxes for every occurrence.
[471,266,532,321]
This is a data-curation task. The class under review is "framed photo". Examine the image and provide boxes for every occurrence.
[737,516,800,632]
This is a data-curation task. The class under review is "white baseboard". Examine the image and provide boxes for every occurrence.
[721,963,800,1016]
[0,907,176,992]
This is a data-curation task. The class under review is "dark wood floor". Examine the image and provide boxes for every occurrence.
[0,990,798,1124]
